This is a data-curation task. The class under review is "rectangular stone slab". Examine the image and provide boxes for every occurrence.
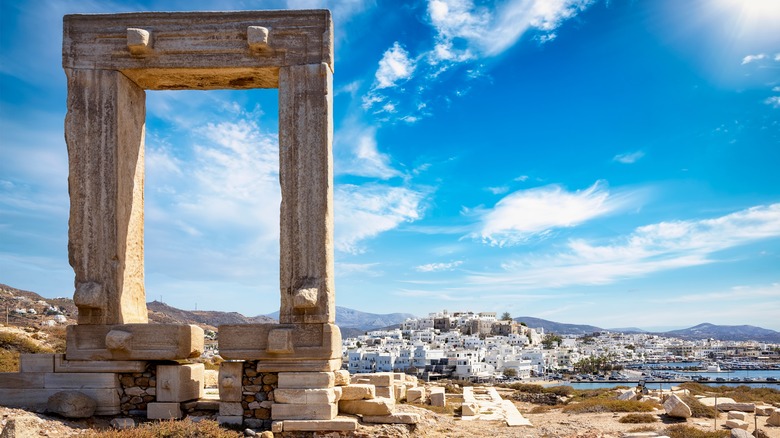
[63,10,333,89]
[338,398,394,416]
[282,418,357,431]
[0,373,45,389]
[156,363,204,402]
[271,402,337,420]
[218,323,340,363]
[278,63,335,325]
[64,68,147,325]
[256,358,341,373]
[44,372,119,389]
[147,402,182,420]
[339,384,375,401]
[218,361,243,402]
[274,388,340,404]
[19,354,54,373]
[353,373,393,387]
[54,353,147,373]
[65,323,203,360]
[277,372,334,389]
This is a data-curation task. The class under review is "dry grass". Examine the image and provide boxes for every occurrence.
[679,394,717,418]
[0,331,55,372]
[680,382,780,404]
[82,419,242,438]
[618,413,658,423]
[628,425,657,433]
[562,398,661,414]
[663,425,729,438]
[529,405,555,414]
[568,387,618,401]
[506,383,575,397]
[0,350,19,372]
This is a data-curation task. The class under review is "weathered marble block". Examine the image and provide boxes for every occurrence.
[218,323,341,372]
[156,363,204,402]
[65,324,203,361]
[271,402,337,420]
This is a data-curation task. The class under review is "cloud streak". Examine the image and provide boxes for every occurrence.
[334,122,403,179]
[613,150,645,164]
[335,183,427,254]
[474,181,638,246]
[469,203,780,288]
[416,260,464,272]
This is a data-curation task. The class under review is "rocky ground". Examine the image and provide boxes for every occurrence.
[3,397,780,438]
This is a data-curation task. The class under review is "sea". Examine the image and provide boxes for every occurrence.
[546,362,780,390]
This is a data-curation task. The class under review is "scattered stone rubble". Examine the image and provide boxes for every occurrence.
[663,394,692,418]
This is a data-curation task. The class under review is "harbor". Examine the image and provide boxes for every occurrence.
[546,361,780,390]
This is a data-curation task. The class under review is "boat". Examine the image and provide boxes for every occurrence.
[705,362,722,373]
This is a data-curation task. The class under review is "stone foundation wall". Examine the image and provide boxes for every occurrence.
[118,362,157,414]
[241,360,277,427]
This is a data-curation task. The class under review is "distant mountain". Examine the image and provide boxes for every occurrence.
[608,327,647,333]
[662,323,780,343]
[514,316,603,335]
[147,301,276,329]
[265,306,415,331]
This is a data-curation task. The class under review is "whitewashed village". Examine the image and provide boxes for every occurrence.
[340,310,780,382]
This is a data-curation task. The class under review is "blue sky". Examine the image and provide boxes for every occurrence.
[1,0,779,331]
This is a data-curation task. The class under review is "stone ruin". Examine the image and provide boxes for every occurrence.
[0,10,419,434]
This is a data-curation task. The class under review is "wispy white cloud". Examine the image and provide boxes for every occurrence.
[765,96,780,109]
[336,262,383,277]
[363,0,594,119]
[650,283,780,304]
[613,150,645,164]
[144,104,283,285]
[428,0,595,60]
[334,120,402,179]
[335,183,426,254]
[486,186,510,194]
[416,260,464,272]
[474,181,640,246]
[741,53,767,64]
[374,42,416,89]
[469,203,780,289]
[514,175,529,182]
[362,42,417,112]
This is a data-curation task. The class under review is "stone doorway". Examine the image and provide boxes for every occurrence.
[62,11,338,366]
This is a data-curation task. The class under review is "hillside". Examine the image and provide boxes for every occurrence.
[514,316,604,335]
[5,283,780,343]
[663,322,780,343]
[265,306,415,330]
[147,301,276,330]
[0,283,78,327]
